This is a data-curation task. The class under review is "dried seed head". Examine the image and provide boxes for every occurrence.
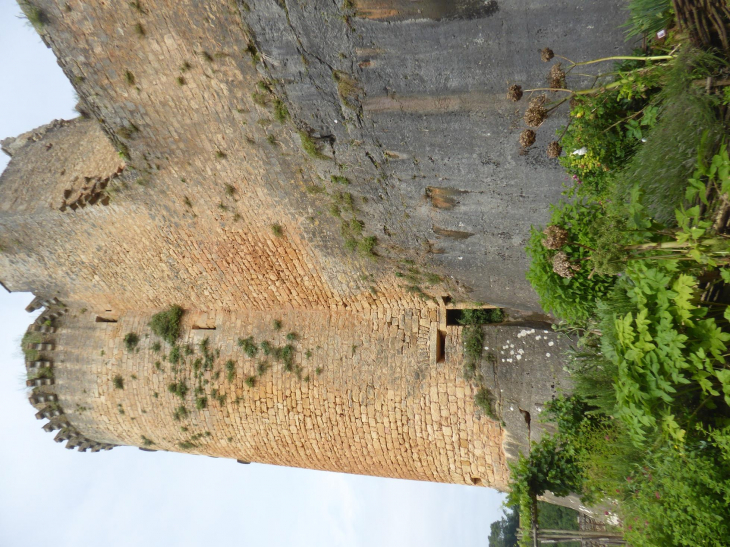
[524,95,547,127]
[552,251,581,278]
[548,63,566,90]
[547,141,562,159]
[542,225,568,249]
[541,47,555,62]
[519,129,536,148]
[507,84,523,102]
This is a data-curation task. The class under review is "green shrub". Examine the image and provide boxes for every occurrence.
[151,341,161,353]
[285,332,298,342]
[124,332,139,351]
[598,261,730,446]
[526,200,615,324]
[622,444,730,547]
[113,375,124,389]
[149,305,184,344]
[195,396,207,410]
[507,434,585,504]
[271,223,283,237]
[245,376,256,388]
[272,319,282,331]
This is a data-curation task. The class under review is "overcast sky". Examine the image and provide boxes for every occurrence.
[0,4,506,546]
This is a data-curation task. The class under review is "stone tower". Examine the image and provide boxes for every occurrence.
[3,0,625,490]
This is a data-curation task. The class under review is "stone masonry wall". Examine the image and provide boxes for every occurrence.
[49,307,508,488]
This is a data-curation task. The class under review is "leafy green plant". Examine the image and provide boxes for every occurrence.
[271,224,283,237]
[113,375,125,389]
[149,305,184,344]
[600,261,730,445]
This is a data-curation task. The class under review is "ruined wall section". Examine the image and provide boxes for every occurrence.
[46,307,507,489]
[0,118,122,217]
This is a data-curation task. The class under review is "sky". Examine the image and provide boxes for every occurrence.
[0,4,506,546]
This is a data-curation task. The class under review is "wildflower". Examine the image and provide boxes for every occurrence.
[519,129,536,148]
[507,84,523,102]
[541,47,554,62]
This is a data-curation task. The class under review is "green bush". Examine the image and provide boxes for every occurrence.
[474,387,496,419]
[622,444,730,547]
[113,375,124,389]
[598,261,730,446]
[149,305,184,344]
[526,201,616,324]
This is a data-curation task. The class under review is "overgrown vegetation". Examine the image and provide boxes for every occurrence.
[510,4,730,544]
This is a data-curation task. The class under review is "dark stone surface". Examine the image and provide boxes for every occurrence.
[242,0,631,311]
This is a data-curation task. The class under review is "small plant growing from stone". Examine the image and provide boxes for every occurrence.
[257,361,270,376]
[151,341,161,353]
[149,305,184,344]
[124,332,139,351]
[19,1,46,30]
[224,184,236,197]
[286,332,298,342]
[225,360,236,382]
[113,375,125,389]
[141,435,155,447]
[238,336,258,358]
[196,396,207,410]
[177,76,186,86]
[272,320,282,331]
[315,367,323,375]
[245,376,256,388]
[129,1,146,14]
[331,175,350,185]
[273,99,289,122]
[168,381,188,399]
[298,131,329,160]
[125,70,136,85]
[215,149,227,159]
[474,387,497,420]
[173,405,188,421]
[134,22,145,36]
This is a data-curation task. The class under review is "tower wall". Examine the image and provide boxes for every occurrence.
[45,308,508,488]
